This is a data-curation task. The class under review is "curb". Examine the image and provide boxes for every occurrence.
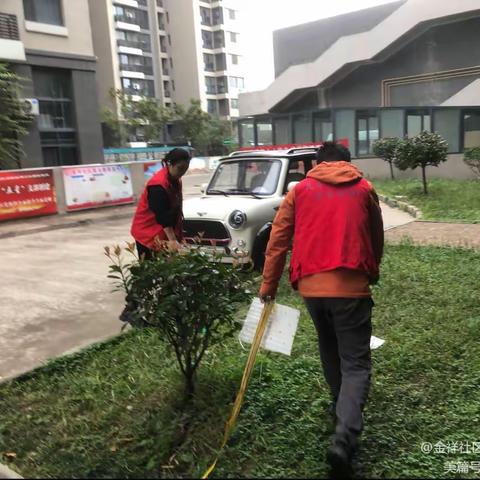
[0,464,22,479]
[378,194,422,219]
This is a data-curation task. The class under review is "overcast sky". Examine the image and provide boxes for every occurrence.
[242,0,399,91]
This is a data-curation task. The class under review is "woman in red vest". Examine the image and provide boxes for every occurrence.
[131,148,191,259]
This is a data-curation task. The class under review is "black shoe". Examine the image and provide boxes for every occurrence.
[327,434,353,479]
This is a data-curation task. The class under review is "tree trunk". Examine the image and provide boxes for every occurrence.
[184,370,196,401]
[421,166,428,194]
[389,161,395,180]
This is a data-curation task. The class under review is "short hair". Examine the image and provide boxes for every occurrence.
[164,148,191,166]
[316,142,352,163]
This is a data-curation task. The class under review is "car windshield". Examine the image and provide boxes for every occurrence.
[207,159,282,195]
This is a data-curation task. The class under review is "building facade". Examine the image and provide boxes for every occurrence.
[0,0,103,168]
[238,0,480,178]
[89,0,245,122]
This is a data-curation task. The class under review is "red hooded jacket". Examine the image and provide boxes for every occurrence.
[260,161,384,298]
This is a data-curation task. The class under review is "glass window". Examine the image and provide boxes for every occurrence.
[256,121,273,145]
[215,53,226,71]
[313,112,333,142]
[463,111,480,149]
[434,109,460,153]
[229,76,244,90]
[293,114,312,144]
[380,109,404,138]
[230,54,239,65]
[203,53,214,71]
[407,109,431,137]
[240,120,254,146]
[209,160,281,196]
[334,110,355,154]
[23,0,63,25]
[213,30,225,48]
[230,98,239,110]
[356,111,379,156]
[207,99,217,115]
[229,32,238,43]
[273,117,291,144]
[227,9,236,20]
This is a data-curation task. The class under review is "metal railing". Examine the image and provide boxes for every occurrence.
[117,39,151,52]
[120,64,154,75]
[0,13,20,41]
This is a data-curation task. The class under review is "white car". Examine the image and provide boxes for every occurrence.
[182,148,319,270]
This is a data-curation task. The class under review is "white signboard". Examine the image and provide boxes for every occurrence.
[63,164,134,211]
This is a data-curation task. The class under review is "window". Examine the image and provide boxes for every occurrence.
[273,117,291,144]
[380,109,404,138]
[205,76,216,94]
[200,7,211,26]
[293,114,312,144]
[168,34,171,45]
[463,111,480,149]
[215,53,226,71]
[212,7,223,25]
[434,109,460,153]
[202,30,213,49]
[356,111,379,156]
[158,13,165,29]
[162,58,169,75]
[406,109,431,138]
[313,112,333,142]
[213,30,224,48]
[229,76,244,90]
[227,8,236,20]
[256,120,273,145]
[230,54,239,65]
[229,31,238,43]
[24,0,63,26]
[230,98,239,110]
[216,76,227,94]
[160,35,167,52]
[116,31,151,52]
[207,100,217,115]
[33,68,77,166]
[122,78,155,97]
[334,110,355,154]
[240,120,254,146]
[115,6,149,29]
[204,53,215,72]
[163,81,171,97]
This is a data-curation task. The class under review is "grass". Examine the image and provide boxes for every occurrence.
[1,244,480,479]
[373,178,480,223]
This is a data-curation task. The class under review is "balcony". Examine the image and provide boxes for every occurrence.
[120,64,153,75]
[123,87,154,98]
[117,39,151,52]
[0,13,26,62]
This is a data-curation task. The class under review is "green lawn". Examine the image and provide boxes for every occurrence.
[373,178,480,223]
[1,245,480,479]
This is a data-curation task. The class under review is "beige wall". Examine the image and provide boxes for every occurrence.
[88,0,120,113]
[2,0,95,56]
[354,154,476,180]
[166,0,204,108]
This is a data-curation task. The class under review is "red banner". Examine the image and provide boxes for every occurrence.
[0,169,57,222]
[239,139,350,152]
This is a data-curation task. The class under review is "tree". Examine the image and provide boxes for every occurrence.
[102,89,172,147]
[106,243,252,399]
[372,137,400,180]
[395,131,448,194]
[0,63,33,169]
[173,99,233,155]
[464,147,480,179]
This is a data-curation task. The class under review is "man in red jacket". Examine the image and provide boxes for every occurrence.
[260,142,384,477]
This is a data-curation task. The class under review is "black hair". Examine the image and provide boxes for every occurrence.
[164,148,191,166]
[316,142,352,163]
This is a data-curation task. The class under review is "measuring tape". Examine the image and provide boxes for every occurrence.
[202,300,275,479]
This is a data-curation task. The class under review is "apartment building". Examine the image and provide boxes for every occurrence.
[0,0,103,168]
[89,0,244,123]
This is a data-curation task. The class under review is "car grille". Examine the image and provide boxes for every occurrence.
[183,220,231,246]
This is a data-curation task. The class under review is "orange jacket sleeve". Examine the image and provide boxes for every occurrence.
[259,189,296,298]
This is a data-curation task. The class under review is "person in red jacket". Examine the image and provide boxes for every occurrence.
[131,147,191,259]
[259,142,384,477]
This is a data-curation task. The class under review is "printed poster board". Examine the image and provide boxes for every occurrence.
[0,169,57,221]
[63,164,134,211]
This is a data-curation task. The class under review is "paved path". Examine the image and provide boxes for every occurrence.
[0,199,413,381]
[386,221,480,248]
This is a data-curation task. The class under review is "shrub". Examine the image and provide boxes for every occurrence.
[372,137,400,180]
[395,131,448,194]
[106,243,252,399]
[464,147,480,179]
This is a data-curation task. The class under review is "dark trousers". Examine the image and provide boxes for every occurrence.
[304,297,373,445]
[136,241,154,261]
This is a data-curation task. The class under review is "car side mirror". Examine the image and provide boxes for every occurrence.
[287,181,299,192]
[201,183,208,194]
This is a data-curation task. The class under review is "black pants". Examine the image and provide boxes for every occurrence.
[136,241,154,261]
[304,297,373,445]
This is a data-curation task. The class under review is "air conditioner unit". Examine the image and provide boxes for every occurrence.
[22,98,40,116]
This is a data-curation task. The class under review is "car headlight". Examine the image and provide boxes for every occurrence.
[228,210,247,229]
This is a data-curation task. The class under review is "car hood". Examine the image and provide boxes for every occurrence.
[184,195,266,221]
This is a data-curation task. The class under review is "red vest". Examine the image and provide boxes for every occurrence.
[289,177,379,286]
[131,167,183,249]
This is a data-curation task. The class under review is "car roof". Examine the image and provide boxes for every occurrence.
[225,147,318,161]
